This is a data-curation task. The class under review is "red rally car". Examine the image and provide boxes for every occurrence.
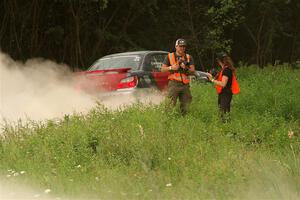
[75,51,207,96]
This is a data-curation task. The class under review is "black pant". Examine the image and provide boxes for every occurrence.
[218,92,232,121]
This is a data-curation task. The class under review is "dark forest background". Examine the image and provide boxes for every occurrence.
[1,0,299,71]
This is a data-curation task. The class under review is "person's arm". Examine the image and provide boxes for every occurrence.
[161,63,180,72]
[211,75,228,87]
[207,73,228,87]
[161,55,179,72]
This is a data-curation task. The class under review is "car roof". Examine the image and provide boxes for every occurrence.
[101,50,168,58]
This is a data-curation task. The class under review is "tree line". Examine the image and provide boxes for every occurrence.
[1,0,299,70]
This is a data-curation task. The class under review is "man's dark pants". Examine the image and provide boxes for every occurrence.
[167,80,192,115]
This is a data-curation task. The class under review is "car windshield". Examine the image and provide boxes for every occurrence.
[88,55,142,71]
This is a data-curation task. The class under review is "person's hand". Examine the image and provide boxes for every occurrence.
[207,73,214,82]
[170,64,179,71]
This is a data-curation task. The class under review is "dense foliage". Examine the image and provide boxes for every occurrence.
[1,66,299,199]
[1,0,299,70]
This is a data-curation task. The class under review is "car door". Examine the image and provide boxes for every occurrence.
[143,53,169,90]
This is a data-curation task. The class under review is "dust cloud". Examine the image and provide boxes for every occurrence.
[0,52,165,199]
[0,52,96,123]
[0,179,67,200]
[236,156,300,200]
[0,51,164,125]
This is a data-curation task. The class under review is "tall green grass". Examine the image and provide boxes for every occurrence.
[1,65,300,199]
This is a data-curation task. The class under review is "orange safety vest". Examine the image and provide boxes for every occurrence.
[215,69,240,94]
[168,52,191,84]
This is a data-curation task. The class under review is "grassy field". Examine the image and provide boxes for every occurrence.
[1,65,300,199]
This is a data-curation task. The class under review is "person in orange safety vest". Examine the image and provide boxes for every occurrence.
[161,38,196,115]
[207,52,240,122]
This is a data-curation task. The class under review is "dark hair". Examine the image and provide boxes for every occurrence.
[221,56,236,74]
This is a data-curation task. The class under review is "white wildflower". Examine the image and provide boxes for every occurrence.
[13,172,19,176]
[166,183,172,187]
[20,171,26,174]
[168,157,172,160]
